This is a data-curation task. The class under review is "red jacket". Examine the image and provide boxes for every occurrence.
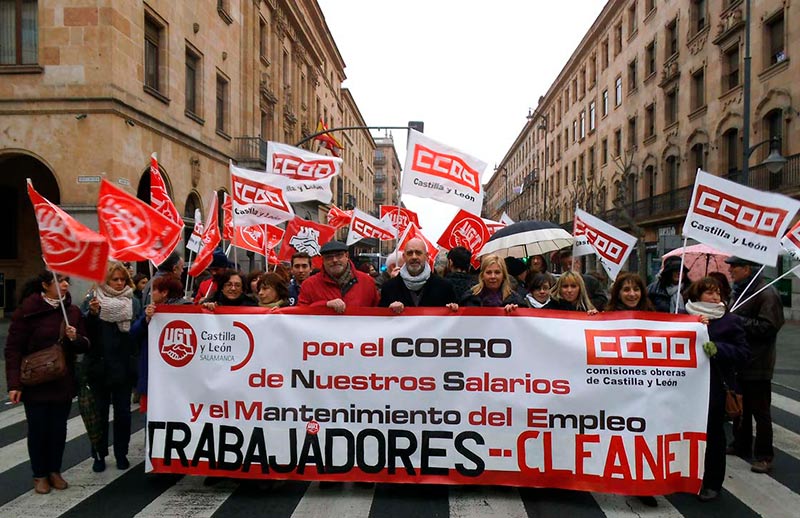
[297,262,378,309]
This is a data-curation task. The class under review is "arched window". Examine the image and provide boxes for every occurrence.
[626,172,637,206]
[665,156,679,210]
[763,108,783,157]
[690,143,705,174]
[723,128,740,176]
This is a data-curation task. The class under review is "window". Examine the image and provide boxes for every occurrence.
[572,77,578,101]
[564,87,570,108]
[764,108,783,158]
[665,88,678,125]
[602,89,609,116]
[666,18,678,57]
[723,45,740,90]
[691,143,705,173]
[628,116,637,148]
[645,39,656,76]
[0,0,38,65]
[260,109,271,140]
[602,138,609,165]
[216,74,229,135]
[580,110,586,139]
[628,1,638,36]
[589,101,596,131]
[601,38,609,69]
[665,156,679,192]
[144,15,164,93]
[765,11,786,66]
[690,0,707,34]
[691,67,705,110]
[645,103,655,138]
[572,120,577,142]
[723,128,739,174]
[614,128,622,157]
[185,48,201,118]
[614,22,623,55]
[580,67,586,98]
[564,128,569,150]
[628,58,638,91]
[589,54,597,86]
[645,0,655,13]
[615,76,623,106]
[259,18,268,62]
[588,145,596,176]
[556,135,562,158]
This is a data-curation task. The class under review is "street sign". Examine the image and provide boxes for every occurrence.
[77,175,101,183]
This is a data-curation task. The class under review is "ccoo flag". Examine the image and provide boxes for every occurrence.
[346,208,397,246]
[573,208,638,281]
[230,162,294,226]
[265,141,342,203]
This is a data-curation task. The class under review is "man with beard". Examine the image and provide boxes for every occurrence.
[379,238,458,313]
[297,241,378,311]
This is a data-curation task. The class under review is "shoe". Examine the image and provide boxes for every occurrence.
[636,496,658,507]
[725,445,737,455]
[92,457,106,473]
[48,472,68,490]
[697,488,719,502]
[116,456,130,470]
[750,460,773,473]
[33,477,51,494]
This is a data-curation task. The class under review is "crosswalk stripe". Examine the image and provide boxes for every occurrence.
[774,422,800,459]
[0,403,29,429]
[722,455,800,518]
[289,482,374,518]
[449,486,528,518]
[0,428,145,517]
[133,475,236,518]
[591,493,683,517]
[772,392,800,416]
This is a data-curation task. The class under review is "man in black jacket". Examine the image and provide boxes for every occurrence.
[379,238,458,313]
[443,246,477,300]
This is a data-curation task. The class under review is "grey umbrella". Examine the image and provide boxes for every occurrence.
[477,220,574,259]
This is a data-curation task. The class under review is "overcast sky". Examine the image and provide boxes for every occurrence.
[317,0,608,242]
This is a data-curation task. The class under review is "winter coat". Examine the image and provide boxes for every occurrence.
[706,312,750,402]
[204,290,258,307]
[459,289,525,308]
[443,271,477,300]
[731,275,784,380]
[379,274,456,308]
[297,262,379,308]
[5,293,90,402]
[82,296,142,389]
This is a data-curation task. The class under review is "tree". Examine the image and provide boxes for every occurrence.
[611,149,648,280]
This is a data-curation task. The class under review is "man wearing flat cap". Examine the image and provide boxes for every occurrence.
[726,255,784,474]
[297,240,378,312]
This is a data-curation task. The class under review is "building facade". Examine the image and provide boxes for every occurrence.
[373,134,402,254]
[485,0,800,315]
[0,0,375,308]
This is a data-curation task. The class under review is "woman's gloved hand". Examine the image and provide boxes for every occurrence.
[702,341,718,358]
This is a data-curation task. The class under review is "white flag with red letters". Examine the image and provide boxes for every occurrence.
[265,141,342,203]
[230,162,294,226]
[573,208,638,281]
[781,219,800,262]
[346,208,397,246]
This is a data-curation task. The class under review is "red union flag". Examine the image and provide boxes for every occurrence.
[573,208,637,281]
[437,209,490,254]
[97,179,183,265]
[27,180,109,283]
[222,193,233,241]
[396,222,438,269]
[149,153,183,260]
[231,224,284,256]
[265,141,342,203]
[346,208,396,246]
[585,328,698,369]
[278,217,336,269]
[327,205,352,228]
[781,219,800,261]
[188,193,221,277]
[402,130,486,215]
[230,162,294,226]
[482,218,506,237]
[380,205,421,236]
[683,170,800,265]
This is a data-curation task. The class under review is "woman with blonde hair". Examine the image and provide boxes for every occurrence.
[551,271,598,314]
[82,261,141,473]
[460,254,524,312]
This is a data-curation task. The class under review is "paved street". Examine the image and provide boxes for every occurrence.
[0,318,798,517]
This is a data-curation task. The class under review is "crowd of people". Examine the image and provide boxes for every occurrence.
[4,241,785,503]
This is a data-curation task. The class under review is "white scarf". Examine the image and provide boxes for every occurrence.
[685,301,726,320]
[399,263,431,292]
[526,294,550,309]
[95,283,134,332]
[41,294,61,308]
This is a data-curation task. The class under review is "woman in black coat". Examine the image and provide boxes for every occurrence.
[460,254,524,311]
[5,271,89,494]
[684,277,750,502]
[200,270,257,309]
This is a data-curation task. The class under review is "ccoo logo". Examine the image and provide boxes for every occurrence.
[159,320,198,368]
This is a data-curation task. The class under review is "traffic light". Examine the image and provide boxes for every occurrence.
[407,121,424,133]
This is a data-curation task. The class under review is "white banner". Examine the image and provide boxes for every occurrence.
[683,169,800,266]
[186,209,203,253]
[781,219,800,262]
[402,130,486,216]
[265,141,342,203]
[147,307,709,495]
[346,208,397,246]
[574,208,638,281]
[230,162,295,226]
[499,212,515,226]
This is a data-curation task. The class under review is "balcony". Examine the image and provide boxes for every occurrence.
[374,154,386,165]
[374,173,386,183]
[233,137,267,169]
[374,191,386,202]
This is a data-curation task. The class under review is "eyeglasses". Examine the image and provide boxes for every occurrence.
[223,282,243,289]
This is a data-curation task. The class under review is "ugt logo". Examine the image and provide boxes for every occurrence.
[159,320,198,368]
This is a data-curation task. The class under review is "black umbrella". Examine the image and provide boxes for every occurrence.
[478,220,574,259]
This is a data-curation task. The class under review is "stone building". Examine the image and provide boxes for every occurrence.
[0,0,374,309]
[373,134,403,254]
[484,0,800,316]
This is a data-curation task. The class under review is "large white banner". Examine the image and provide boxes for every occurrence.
[346,208,397,246]
[683,169,800,266]
[573,208,638,281]
[230,162,295,226]
[265,141,342,203]
[147,307,709,495]
[402,130,486,216]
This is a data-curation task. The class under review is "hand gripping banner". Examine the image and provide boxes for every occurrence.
[147,307,710,496]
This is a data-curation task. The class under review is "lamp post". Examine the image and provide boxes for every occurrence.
[527,108,549,219]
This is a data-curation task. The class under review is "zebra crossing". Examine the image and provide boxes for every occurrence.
[0,387,799,518]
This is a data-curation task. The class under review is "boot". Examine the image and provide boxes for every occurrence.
[33,477,51,494]
[48,472,68,490]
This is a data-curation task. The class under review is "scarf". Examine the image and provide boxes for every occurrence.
[399,263,431,292]
[685,301,726,320]
[480,289,504,307]
[96,283,133,332]
[41,294,61,308]
[259,299,286,309]
[666,284,684,313]
[526,294,550,309]
[333,263,354,291]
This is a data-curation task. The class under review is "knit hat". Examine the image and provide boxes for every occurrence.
[504,257,527,277]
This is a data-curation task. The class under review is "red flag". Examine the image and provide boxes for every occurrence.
[380,205,421,236]
[314,119,343,157]
[27,180,109,283]
[188,194,221,277]
[482,217,506,236]
[278,217,336,269]
[231,224,284,256]
[97,179,183,265]
[149,153,182,258]
[222,192,234,241]
[326,205,352,228]
[397,223,438,269]
[437,210,492,269]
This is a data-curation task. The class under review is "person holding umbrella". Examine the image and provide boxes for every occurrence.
[460,254,524,311]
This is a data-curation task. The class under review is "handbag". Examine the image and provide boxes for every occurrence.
[715,363,743,419]
[20,322,68,386]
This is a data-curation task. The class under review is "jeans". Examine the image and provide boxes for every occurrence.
[24,400,72,478]
[733,379,774,461]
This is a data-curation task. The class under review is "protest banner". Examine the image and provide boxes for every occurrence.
[186,209,203,253]
[188,194,221,278]
[483,218,506,236]
[437,210,491,268]
[231,224,284,257]
[781,219,800,262]
[573,208,638,281]
[149,153,183,259]
[346,208,397,246]
[147,307,709,496]
[380,205,421,237]
[278,217,336,269]
[326,205,352,229]
[265,141,342,203]
[230,162,294,226]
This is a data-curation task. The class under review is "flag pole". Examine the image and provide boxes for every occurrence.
[50,270,71,324]
[730,264,796,312]
[730,264,766,311]
[673,237,688,314]
[185,250,195,297]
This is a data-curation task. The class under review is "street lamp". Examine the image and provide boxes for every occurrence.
[527,108,549,219]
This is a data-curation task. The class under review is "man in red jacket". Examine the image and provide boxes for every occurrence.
[297,240,378,311]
